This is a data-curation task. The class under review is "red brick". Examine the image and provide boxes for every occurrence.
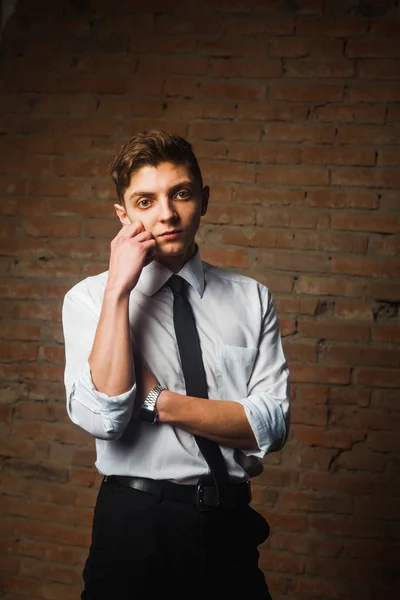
[0,342,38,361]
[203,205,256,226]
[295,275,369,298]
[308,514,380,538]
[228,143,301,164]
[370,21,400,37]
[264,123,335,143]
[298,319,370,342]
[302,146,375,166]
[11,260,81,279]
[283,341,317,363]
[189,121,261,141]
[348,83,400,102]
[277,317,297,336]
[355,368,400,388]
[224,17,294,36]
[337,125,398,145]
[329,405,400,431]
[154,14,222,35]
[358,59,400,80]
[49,239,110,262]
[271,38,344,58]
[257,207,329,229]
[290,404,328,425]
[293,231,367,253]
[314,103,386,124]
[306,556,376,582]
[296,17,368,37]
[366,431,400,453]
[201,160,255,183]
[83,219,120,240]
[259,510,306,533]
[234,188,305,206]
[195,36,258,57]
[297,384,329,404]
[290,365,351,384]
[49,200,112,219]
[371,325,400,344]
[270,82,344,102]
[334,449,387,473]
[258,250,329,273]
[223,226,291,250]
[0,282,43,300]
[371,389,399,410]
[28,179,91,198]
[281,489,352,514]
[164,99,236,120]
[199,80,266,102]
[21,363,64,383]
[334,301,373,321]
[0,321,41,341]
[284,58,355,78]
[331,256,399,278]
[209,57,282,78]
[305,189,379,209]
[252,273,294,293]
[370,281,400,302]
[200,247,249,269]
[258,165,329,186]
[378,147,400,167]
[330,386,371,407]
[347,40,400,58]
[22,218,81,238]
[259,550,305,574]
[236,102,309,122]
[276,297,320,316]
[296,447,338,471]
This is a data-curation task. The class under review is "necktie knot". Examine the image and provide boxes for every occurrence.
[167,274,186,296]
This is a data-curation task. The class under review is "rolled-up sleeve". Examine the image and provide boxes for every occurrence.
[238,287,290,458]
[62,290,136,440]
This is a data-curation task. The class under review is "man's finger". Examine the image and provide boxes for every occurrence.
[117,220,144,238]
[134,231,154,243]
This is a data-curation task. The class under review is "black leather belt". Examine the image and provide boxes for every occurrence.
[104,475,251,510]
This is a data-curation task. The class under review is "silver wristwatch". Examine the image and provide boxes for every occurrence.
[139,384,165,424]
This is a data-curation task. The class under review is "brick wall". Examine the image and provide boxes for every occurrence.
[0,0,399,598]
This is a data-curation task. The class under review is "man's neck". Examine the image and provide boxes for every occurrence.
[155,245,197,274]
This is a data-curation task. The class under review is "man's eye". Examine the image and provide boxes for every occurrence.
[138,199,151,208]
[176,190,191,199]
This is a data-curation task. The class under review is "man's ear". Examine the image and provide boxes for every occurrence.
[114,203,131,225]
[201,186,209,216]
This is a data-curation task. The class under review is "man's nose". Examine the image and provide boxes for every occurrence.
[159,199,178,221]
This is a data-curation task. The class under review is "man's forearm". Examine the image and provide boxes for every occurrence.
[157,391,258,450]
[88,290,135,396]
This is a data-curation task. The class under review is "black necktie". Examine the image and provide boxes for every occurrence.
[167,274,231,506]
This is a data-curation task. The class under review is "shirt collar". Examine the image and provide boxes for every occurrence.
[135,246,205,298]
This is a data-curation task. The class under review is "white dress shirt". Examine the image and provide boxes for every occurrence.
[62,249,290,485]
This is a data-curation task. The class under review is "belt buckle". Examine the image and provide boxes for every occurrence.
[196,482,219,511]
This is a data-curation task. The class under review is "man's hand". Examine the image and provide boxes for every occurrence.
[106,221,156,297]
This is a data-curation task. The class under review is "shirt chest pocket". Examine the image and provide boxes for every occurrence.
[215,344,258,400]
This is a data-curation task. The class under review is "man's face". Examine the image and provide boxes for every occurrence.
[114,161,209,271]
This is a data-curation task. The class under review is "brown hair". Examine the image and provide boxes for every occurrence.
[109,129,203,204]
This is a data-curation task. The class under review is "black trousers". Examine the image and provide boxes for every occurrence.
[81,478,272,599]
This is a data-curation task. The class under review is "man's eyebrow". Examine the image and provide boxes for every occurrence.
[128,180,195,202]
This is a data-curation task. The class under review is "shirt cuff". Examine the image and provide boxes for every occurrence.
[68,362,136,437]
[239,393,288,458]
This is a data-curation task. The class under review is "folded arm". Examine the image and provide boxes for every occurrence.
[62,290,136,440]
[153,288,290,456]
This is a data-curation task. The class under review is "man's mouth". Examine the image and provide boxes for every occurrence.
[159,230,183,239]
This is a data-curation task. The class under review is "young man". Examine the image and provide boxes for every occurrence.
[62,130,290,599]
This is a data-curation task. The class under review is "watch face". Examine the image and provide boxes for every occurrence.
[139,407,157,424]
